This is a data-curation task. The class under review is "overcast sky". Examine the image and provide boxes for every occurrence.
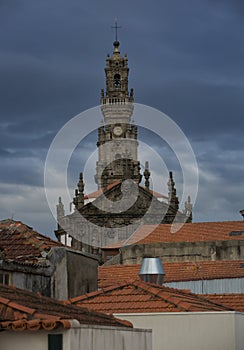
[0,0,244,237]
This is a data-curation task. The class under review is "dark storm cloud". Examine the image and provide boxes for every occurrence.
[0,158,44,186]
[0,0,243,234]
[142,81,244,138]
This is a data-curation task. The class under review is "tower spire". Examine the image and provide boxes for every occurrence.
[143,161,151,190]
[167,171,179,212]
[73,172,85,210]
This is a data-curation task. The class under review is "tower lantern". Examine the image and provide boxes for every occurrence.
[100,40,134,125]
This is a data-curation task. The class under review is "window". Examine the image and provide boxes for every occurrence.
[114,73,121,87]
[48,334,63,350]
[0,272,10,285]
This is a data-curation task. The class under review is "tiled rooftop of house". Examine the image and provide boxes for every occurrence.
[203,294,244,312]
[69,279,231,314]
[0,219,63,266]
[103,221,244,248]
[0,284,132,331]
[98,260,244,288]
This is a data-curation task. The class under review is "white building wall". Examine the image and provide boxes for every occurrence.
[0,324,152,350]
[115,311,244,350]
[0,330,48,350]
[235,313,244,350]
[68,325,151,350]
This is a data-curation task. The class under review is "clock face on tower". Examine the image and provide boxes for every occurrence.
[113,126,123,136]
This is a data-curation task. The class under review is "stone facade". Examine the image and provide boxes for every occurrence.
[55,40,191,253]
[118,240,244,265]
[96,40,140,188]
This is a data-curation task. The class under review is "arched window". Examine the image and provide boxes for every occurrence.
[114,73,121,87]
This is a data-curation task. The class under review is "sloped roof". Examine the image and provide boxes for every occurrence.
[84,181,168,201]
[84,180,121,200]
[0,284,132,331]
[98,260,244,288]
[0,219,63,266]
[103,221,244,248]
[68,279,230,314]
[203,294,244,312]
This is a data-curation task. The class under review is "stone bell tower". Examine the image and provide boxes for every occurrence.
[95,40,141,188]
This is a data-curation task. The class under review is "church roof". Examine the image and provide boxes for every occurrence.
[84,180,121,200]
[98,260,244,288]
[102,220,244,248]
[0,284,132,331]
[68,279,230,314]
[0,219,63,267]
[84,180,168,201]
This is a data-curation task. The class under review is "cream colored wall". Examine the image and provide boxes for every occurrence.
[115,311,244,350]
[68,325,152,350]
[0,331,48,350]
[0,325,151,350]
[234,313,244,350]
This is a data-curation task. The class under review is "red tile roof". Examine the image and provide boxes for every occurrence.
[0,219,63,266]
[98,260,244,288]
[69,279,231,314]
[0,284,132,331]
[203,294,244,312]
[84,180,121,200]
[103,221,244,248]
[84,181,168,201]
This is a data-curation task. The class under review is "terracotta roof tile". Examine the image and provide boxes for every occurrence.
[98,260,244,288]
[70,279,230,314]
[203,294,244,312]
[84,181,121,200]
[0,284,132,331]
[106,221,244,248]
[0,219,63,266]
[8,302,35,315]
[84,181,168,201]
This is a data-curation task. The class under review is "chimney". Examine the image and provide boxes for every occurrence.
[139,257,165,285]
[240,210,244,220]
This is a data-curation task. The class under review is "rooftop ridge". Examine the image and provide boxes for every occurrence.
[71,279,231,314]
[98,260,244,287]
[0,284,132,330]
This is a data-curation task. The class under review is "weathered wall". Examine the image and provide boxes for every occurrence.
[0,264,52,297]
[0,247,98,300]
[115,311,244,350]
[12,272,51,297]
[50,247,68,299]
[66,250,98,297]
[0,325,152,350]
[50,247,99,299]
[68,324,152,350]
[120,240,244,264]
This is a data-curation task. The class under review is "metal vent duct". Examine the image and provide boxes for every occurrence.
[139,258,165,285]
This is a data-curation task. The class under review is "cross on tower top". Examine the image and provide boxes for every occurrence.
[111,19,121,42]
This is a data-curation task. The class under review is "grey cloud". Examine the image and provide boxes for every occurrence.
[0,0,243,234]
